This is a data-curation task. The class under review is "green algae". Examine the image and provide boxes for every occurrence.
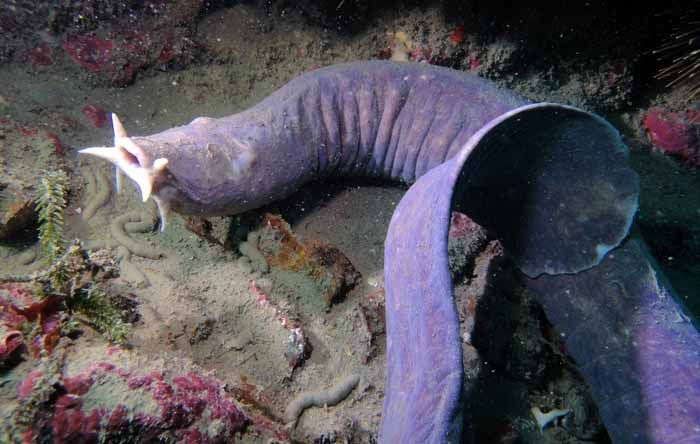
[36,169,69,268]
[69,284,130,346]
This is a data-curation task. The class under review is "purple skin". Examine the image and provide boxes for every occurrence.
[525,235,700,444]
[81,61,699,443]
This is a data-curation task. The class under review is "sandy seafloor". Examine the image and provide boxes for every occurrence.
[0,2,699,443]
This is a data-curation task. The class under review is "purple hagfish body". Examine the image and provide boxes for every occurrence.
[81,61,700,443]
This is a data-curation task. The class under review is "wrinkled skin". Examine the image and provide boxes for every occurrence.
[81,61,699,443]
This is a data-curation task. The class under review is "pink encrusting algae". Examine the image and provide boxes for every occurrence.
[20,361,249,443]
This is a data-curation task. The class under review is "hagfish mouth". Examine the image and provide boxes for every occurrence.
[80,113,170,230]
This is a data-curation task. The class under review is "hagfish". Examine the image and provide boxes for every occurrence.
[81,61,699,443]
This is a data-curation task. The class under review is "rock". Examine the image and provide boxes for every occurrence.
[248,279,312,369]
[60,2,203,87]
[255,213,360,307]
[0,186,36,241]
[23,42,54,66]
[0,282,63,361]
[643,106,700,166]
[356,288,385,364]
[81,104,107,128]
[16,360,248,443]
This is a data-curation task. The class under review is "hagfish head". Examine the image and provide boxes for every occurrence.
[79,114,256,231]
